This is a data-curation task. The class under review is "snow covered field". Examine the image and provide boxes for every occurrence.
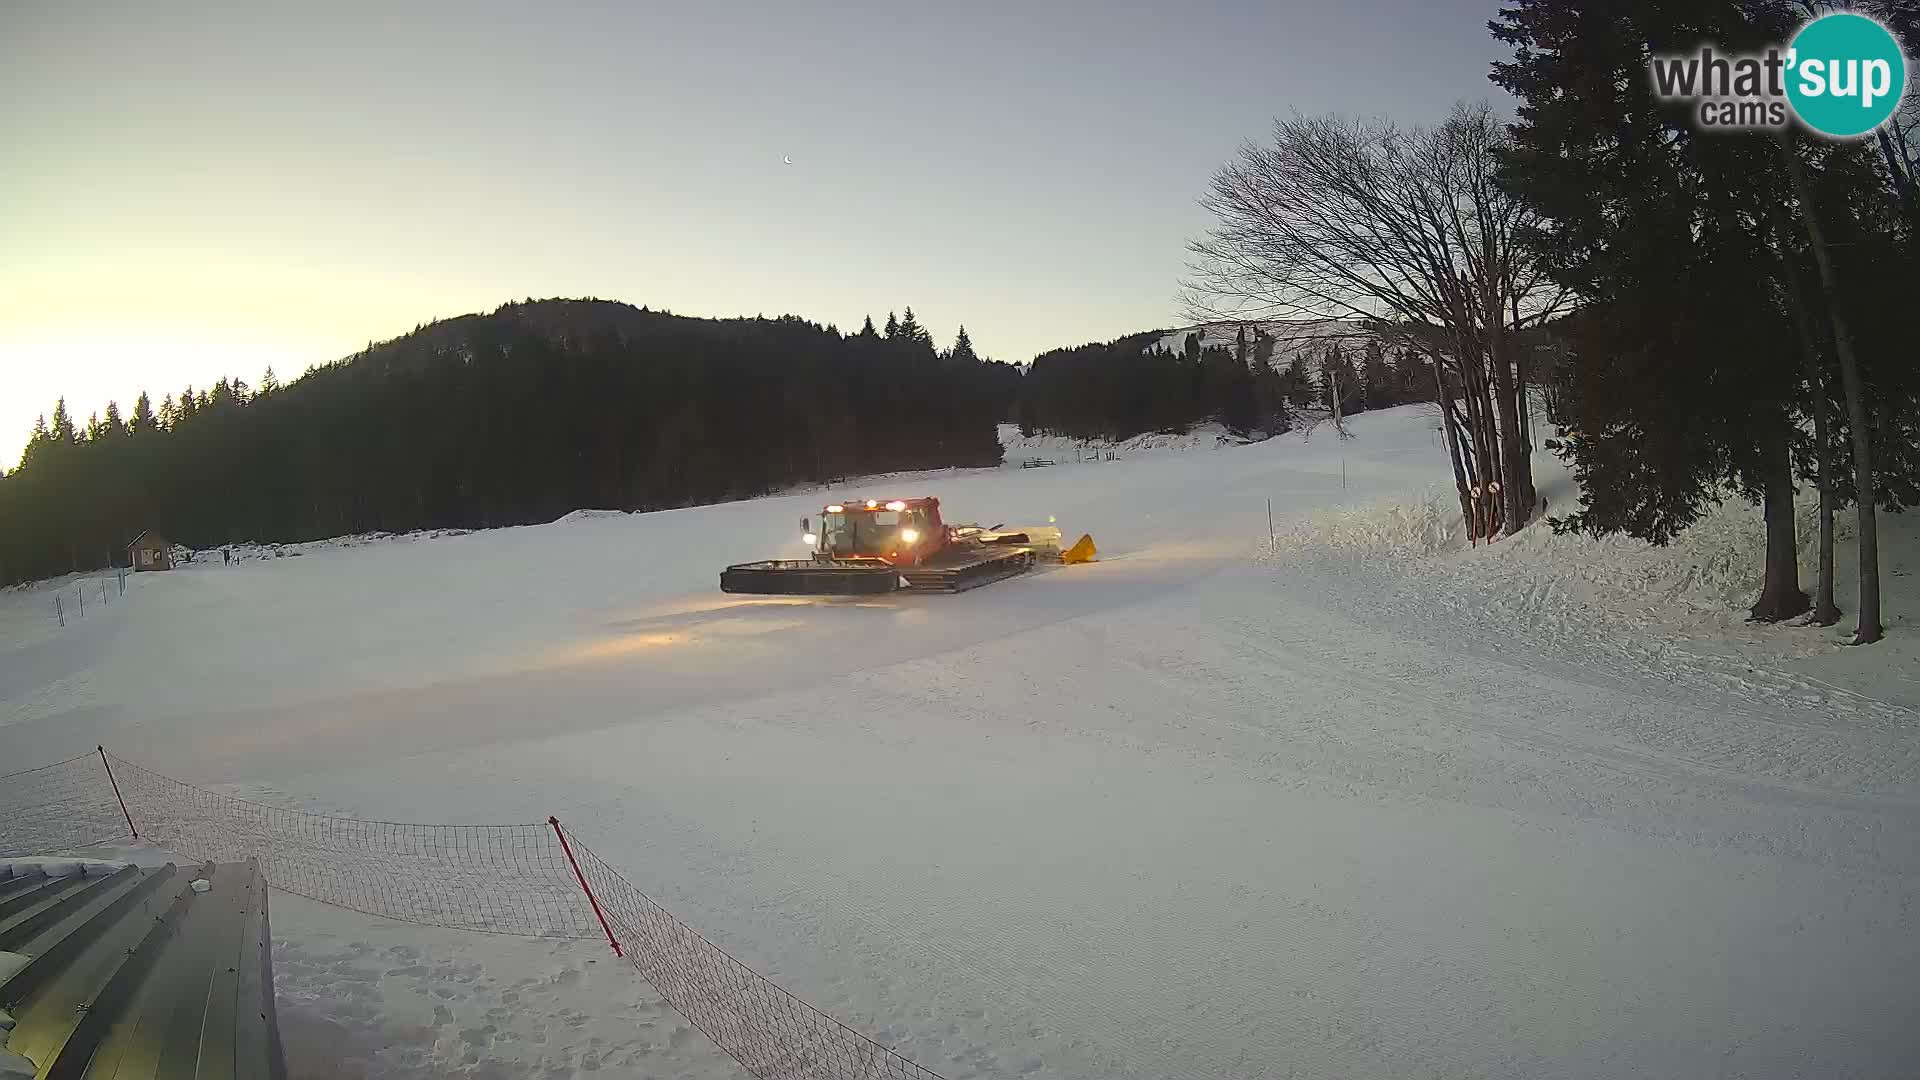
[3,406,1917,1079]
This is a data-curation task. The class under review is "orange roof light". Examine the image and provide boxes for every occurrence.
[866,500,878,509]
[884,500,906,512]
[825,504,844,513]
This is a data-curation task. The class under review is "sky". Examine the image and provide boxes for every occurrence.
[0,0,1510,465]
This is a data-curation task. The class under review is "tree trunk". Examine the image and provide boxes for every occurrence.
[1768,196,1841,625]
[1513,309,1538,506]
[1814,396,1839,624]
[1486,327,1532,535]
[1327,363,1349,438]
[1750,415,1810,622]
[1455,353,1488,538]
[1432,352,1474,533]
[1466,357,1503,535]
[1877,127,1918,225]
[1783,143,1883,644]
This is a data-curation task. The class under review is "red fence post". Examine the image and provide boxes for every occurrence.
[550,816,623,958]
[98,745,137,839]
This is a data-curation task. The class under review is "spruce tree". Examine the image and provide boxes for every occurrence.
[1251,330,1275,372]
[892,307,936,362]
[50,398,75,444]
[1319,344,1360,417]
[884,312,900,339]
[19,415,49,468]
[1493,0,1811,621]
[1209,344,1258,433]
[131,392,155,435]
[898,307,932,349]
[1285,354,1316,412]
[1360,340,1392,411]
[950,325,979,365]
[1389,348,1430,406]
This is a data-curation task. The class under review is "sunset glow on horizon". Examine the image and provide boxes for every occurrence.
[1,0,1507,464]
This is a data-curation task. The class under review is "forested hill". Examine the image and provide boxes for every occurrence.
[0,299,1020,585]
[1015,324,1436,441]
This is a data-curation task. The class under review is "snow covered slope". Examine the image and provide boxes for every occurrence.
[997,420,1247,460]
[1155,317,1378,364]
[1273,447,1920,720]
[2,405,1915,1079]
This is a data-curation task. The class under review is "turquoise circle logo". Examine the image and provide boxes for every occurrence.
[1786,13,1908,138]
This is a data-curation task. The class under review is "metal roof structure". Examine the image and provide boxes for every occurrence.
[0,860,285,1079]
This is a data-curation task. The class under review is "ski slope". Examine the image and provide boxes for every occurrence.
[2,407,1916,1079]
[1155,318,1382,371]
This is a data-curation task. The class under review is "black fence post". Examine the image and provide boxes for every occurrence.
[98,746,138,839]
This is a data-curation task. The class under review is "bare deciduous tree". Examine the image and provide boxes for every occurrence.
[1184,103,1567,539]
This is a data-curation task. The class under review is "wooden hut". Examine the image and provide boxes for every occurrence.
[128,530,172,572]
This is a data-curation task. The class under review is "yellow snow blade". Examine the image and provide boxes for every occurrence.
[1061,533,1097,564]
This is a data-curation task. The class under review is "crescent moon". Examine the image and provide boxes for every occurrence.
[783,155,793,164]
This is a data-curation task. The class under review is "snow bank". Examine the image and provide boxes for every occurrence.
[551,508,630,524]
[1268,454,1918,716]
[191,528,477,566]
[1275,486,1467,564]
[1274,481,1816,615]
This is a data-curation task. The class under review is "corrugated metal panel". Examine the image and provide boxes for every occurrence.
[0,860,285,1080]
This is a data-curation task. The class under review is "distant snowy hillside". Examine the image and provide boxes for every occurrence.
[998,421,1252,460]
[1155,318,1381,366]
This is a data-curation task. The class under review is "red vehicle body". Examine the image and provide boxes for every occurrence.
[720,495,1071,595]
[811,496,949,566]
